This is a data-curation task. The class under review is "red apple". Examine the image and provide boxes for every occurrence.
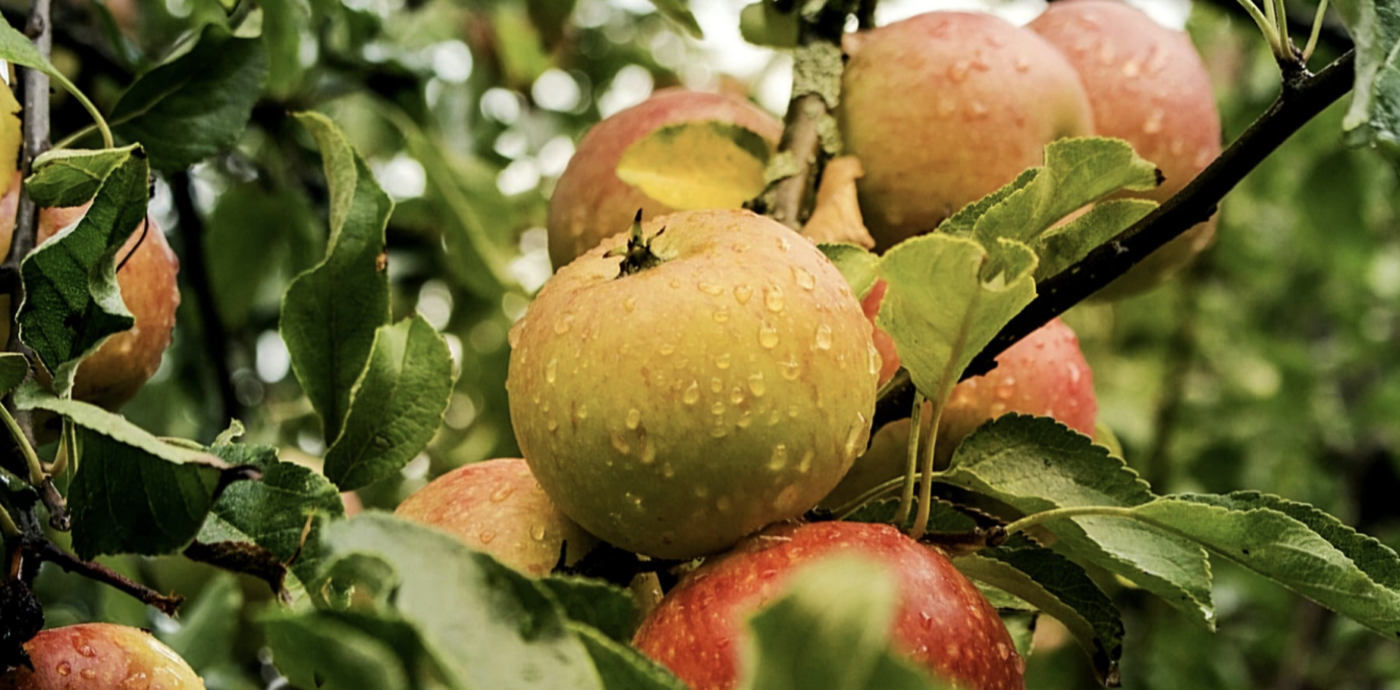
[1,623,204,689]
[1029,0,1221,296]
[394,458,599,576]
[547,90,783,269]
[633,521,1025,690]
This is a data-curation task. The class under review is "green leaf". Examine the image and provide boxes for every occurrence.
[323,315,454,491]
[17,147,148,394]
[316,514,605,690]
[940,415,1216,628]
[649,0,704,38]
[818,243,879,299]
[954,537,1123,685]
[573,623,688,690]
[199,441,346,588]
[0,352,28,397]
[0,16,70,79]
[108,24,268,171]
[262,612,411,690]
[875,234,1037,406]
[540,576,640,643]
[740,1,798,47]
[159,573,243,671]
[15,382,226,467]
[1117,493,1400,638]
[281,112,393,444]
[25,147,132,208]
[263,0,311,97]
[739,555,951,690]
[1032,199,1157,280]
[616,121,771,210]
[1331,0,1400,150]
[205,184,322,330]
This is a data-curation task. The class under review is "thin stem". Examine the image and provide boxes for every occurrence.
[1004,505,1138,536]
[0,502,19,538]
[51,124,93,151]
[50,72,113,149]
[831,476,906,520]
[892,391,924,527]
[910,398,945,540]
[47,419,70,478]
[0,404,43,486]
[30,538,183,615]
[1238,0,1283,54]
[1302,0,1330,61]
[1263,0,1277,35]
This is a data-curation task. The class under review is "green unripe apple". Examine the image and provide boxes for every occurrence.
[1029,0,1221,296]
[394,458,599,576]
[508,209,879,559]
[839,12,1096,248]
[2,623,204,689]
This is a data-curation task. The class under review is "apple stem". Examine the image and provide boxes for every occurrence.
[909,398,945,540]
[893,391,926,528]
[0,405,44,488]
[1301,0,1330,62]
[829,476,908,520]
[0,503,18,539]
[613,209,667,277]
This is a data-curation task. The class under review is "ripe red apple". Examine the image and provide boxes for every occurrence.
[1029,0,1221,296]
[839,12,1096,248]
[547,89,783,269]
[394,458,599,576]
[826,318,1095,508]
[508,209,879,559]
[1,623,204,689]
[862,280,901,387]
[0,190,180,411]
[633,521,1025,690]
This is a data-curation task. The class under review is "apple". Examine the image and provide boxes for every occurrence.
[1029,0,1222,296]
[507,208,879,559]
[839,12,1096,248]
[862,280,901,387]
[825,318,1095,508]
[547,89,783,269]
[394,458,599,576]
[632,520,1025,690]
[1,623,204,689]
[0,190,180,411]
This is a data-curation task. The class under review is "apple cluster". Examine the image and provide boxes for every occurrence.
[394,3,1221,689]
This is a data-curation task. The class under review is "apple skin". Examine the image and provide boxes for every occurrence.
[1029,0,1221,296]
[394,458,599,576]
[825,318,1095,509]
[508,209,879,560]
[632,521,1025,690]
[1,623,204,690]
[862,280,901,387]
[547,89,783,269]
[839,12,1096,248]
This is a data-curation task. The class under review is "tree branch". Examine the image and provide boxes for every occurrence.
[873,50,1357,433]
[29,538,183,616]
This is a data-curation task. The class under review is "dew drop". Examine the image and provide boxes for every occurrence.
[639,439,657,465]
[611,431,631,454]
[715,353,732,369]
[777,237,792,252]
[698,281,723,296]
[936,99,956,118]
[995,385,1014,401]
[56,662,71,676]
[798,450,814,473]
[737,410,754,428]
[711,401,726,416]
[625,408,641,430]
[768,444,789,471]
[734,284,754,305]
[788,404,801,419]
[747,372,766,397]
[844,414,867,459]
[490,486,515,503]
[792,266,816,290]
[659,343,676,356]
[814,324,833,351]
[75,643,95,658]
[966,101,989,120]
[712,307,731,323]
[709,425,729,439]
[1170,137,1186,156]
[121,672,150,690]
[623,296,637,313]
[80,669,97,680]
[576,404,589,420]
[545,358,558,384]
[1068,362,1082,384]
[730,386,745,405]
[711,377,724,393]
[529,524,547,541]
[731,242,750,253]
[759,323,780,349]
[920,612,934,631]
[1013,55,1030,73]
[764,284,785,312]
[546,417,559,432]
[553,314,574,334]
[948,60,972,83]
[1121,59,1141,77]
[683,381,701,405]
[780,359,801,380]
[1143,108,1164,134]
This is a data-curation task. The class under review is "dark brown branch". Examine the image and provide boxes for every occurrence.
[170,171,242,424]
[30,538,183,616]
[873,50,1357,433]
[856,0,877,29]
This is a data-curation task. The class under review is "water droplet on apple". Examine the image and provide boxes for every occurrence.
[698,281,723,296]
[747,372,766,397]
[529,524,547,541]
[798,450,814,473]
[792,266,816,290]
[490,485,515,503]
[936,99,956,118]
[731,242,749,253]
[553,314,573,334]
[769,444,789,470]
[729,387,745,405]
[759,323,780,349]
[625,408,641,430]
[1014,55,1031,73]
[710,377,723,393]
[711,401,726,416]
[715,353,731,369]
[780,360,800,380]
[1068,362,1082,384]
[736,410,754,428]
[764,284,785,312]
[712,307,730,323]
[709,424,728,438]
[777,237,792,252]
[80,669,98,680]
[56,662,71,676]
[611,431,630,454]
[658,343,675,356]
[623,296,637,313]
[788,404,801,419]
[545,358,557,384]
[1143,108,1164,134]
[815,324,833,351]
[1121,59,1141,77]
[683,381,701,405]
[121,672,151,690]
[920,611,934,631]
[947,60,972,83]
[576,404,589,420]
[734,284,754,305]
[966,101,989,120]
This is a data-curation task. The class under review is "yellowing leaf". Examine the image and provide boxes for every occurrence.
[803,156,874,248]
[0,80,20,196]
[616,121,770,210]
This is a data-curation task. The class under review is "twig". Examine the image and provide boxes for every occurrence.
[873,51,1357,433]
[169,171,242,424]
[29,538,183,615]
[856,0,877,29]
